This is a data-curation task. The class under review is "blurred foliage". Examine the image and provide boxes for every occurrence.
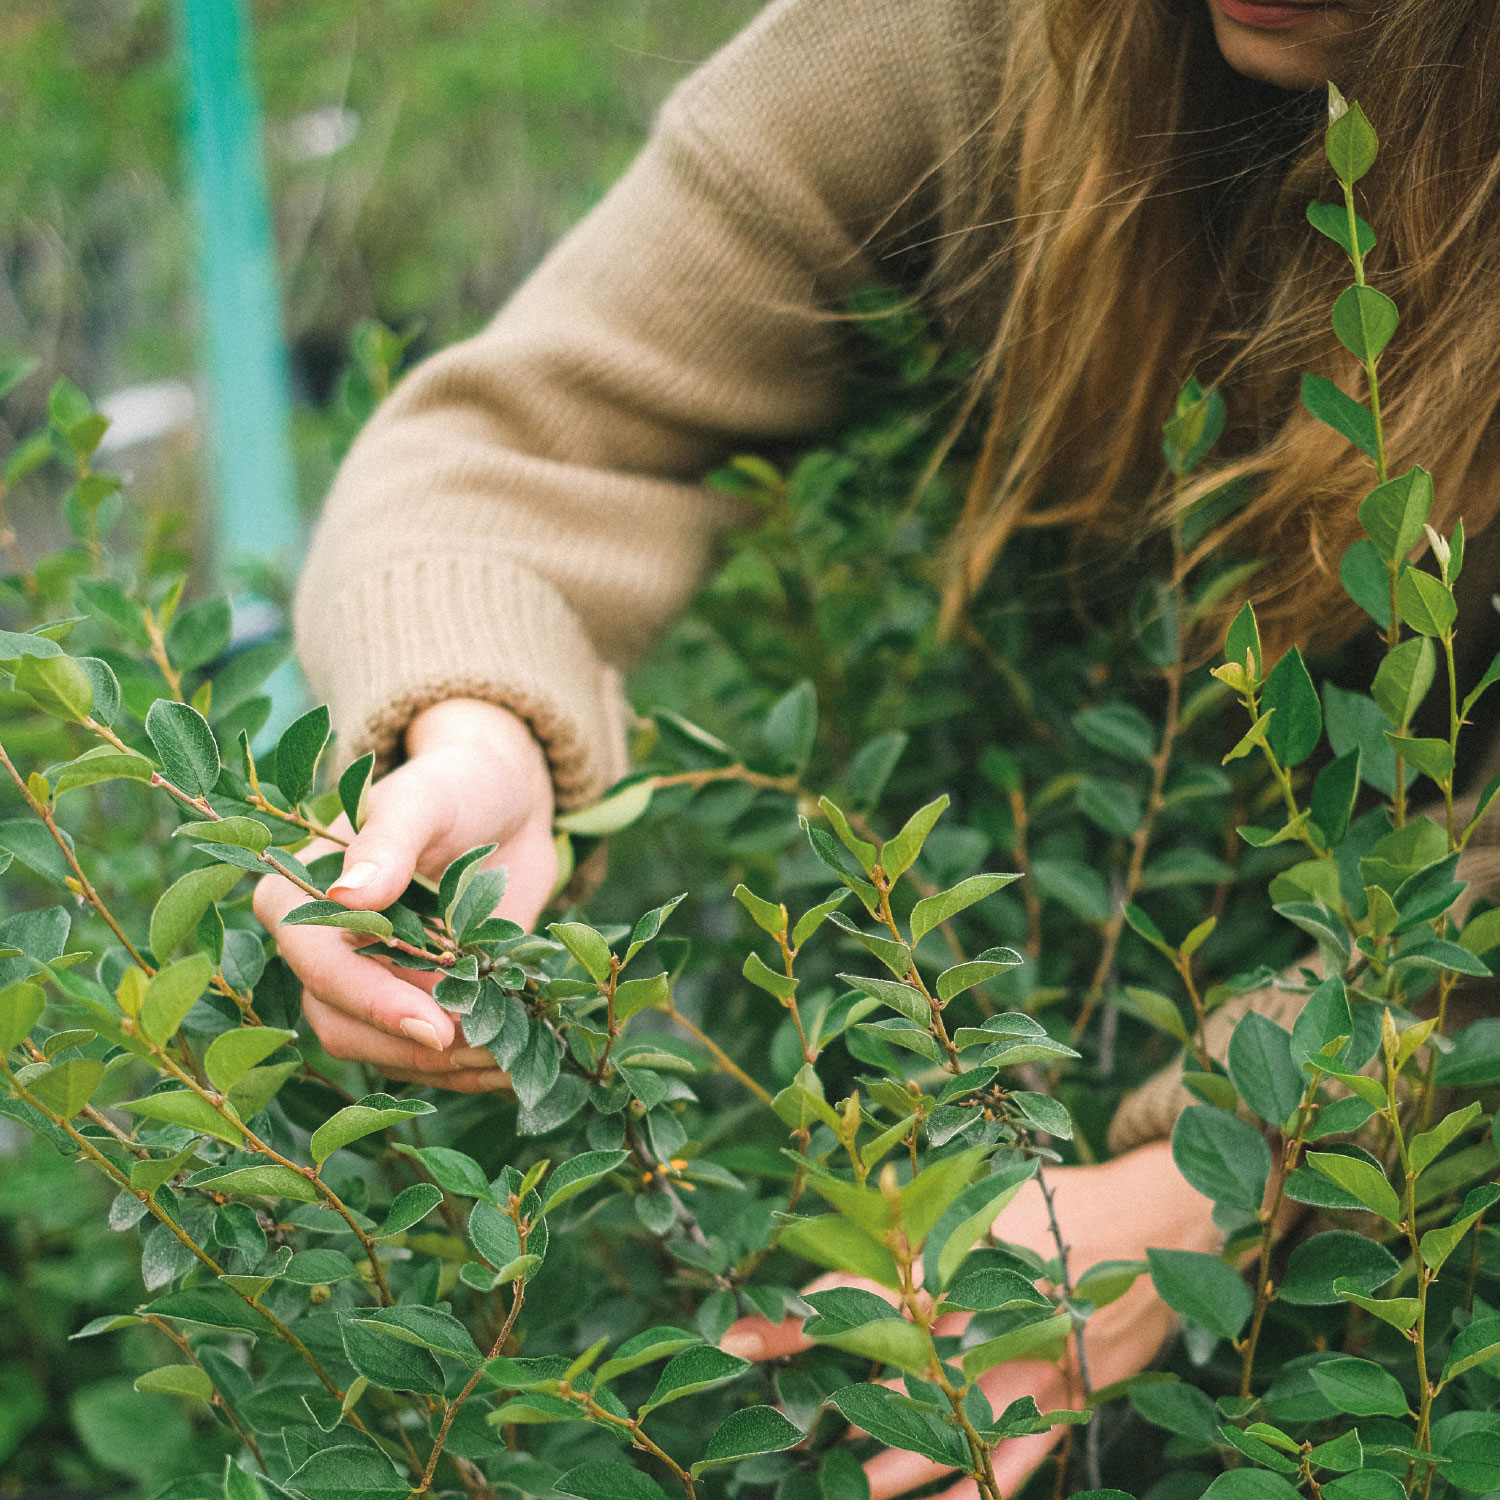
[0,0,759,500]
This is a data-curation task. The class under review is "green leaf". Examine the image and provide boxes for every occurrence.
[828,913,911,977]
[940,1268,1051,1315]
[1410,1100,1482,1177]
[935,947,1024,1002]
[547,922,612,984]
[374,1184,443,1238]
[165,597,231,673]
[960,1309,1071,1379]
[1225,601,1263,679]
[1289,977,1354,1071]
[1359,466,1432,563]
[1305,1152,1400,1225]
[778,1214,898,1288]
[352,1305,483,1366]
[1262,648,1321,768]
[145,700,220,797]
[1277,1231,1398,1307]
[1302,375,1377,461]
[818,797,876,875]
[1308,1357,1407,1417]
[14,652,92,724]
[26,1057,104,1116]
[150,865,243,960]
[340,1316,445,1395]
[1331,1280,1420,1333]
[1227,1013,1303,1127]
[640,1346,749,1413]
[818,1450,872,1500]
[1396,568,1456,638]
[690,1407,805,1477]
[1332,284,1398,362]
[121,1089,244,1146]
[393,1143,494,1201]
[1307,199,1376,258]
[274,706,331,805]
[1371,637,1435,728]
[1340,539,1391,628]
[922,1156,1039,1289]
[139,954,216,1043]
[1418,1184,1500,1271]
[1130,1379,1219,1443]
[337,752,376,832]
[286,1446,408,1500]
[744,951,797,1002]
[555,778,654,836]
[880,794,950,881]
[1310,748,1361,846]
[1171,1106,1270,1212]
[310,1093,438,1165]
[134,1365,212,1401]
[1120,987,1190,1045]
[1325,94,1378,184]
[1146,1248,1252,1340]
[908,872,1020,946]
[615,972,670,1022]
[555,1462,672,1500]
[595,1328,702,1384]
[175,816,270,853]
[1073,703,1155,763]
[1441,1313,1500,1386]
[187,1161,317,1201]
[734,884,785,937]
[203,1026,296,1092]
[839,971,927,1026]
[1200,1474,1302,1500]
[0,981,45,1051]
[824,1384,969,1469]
[1031,857,1111,922]
[542,1149,628,1212]
[50,747,154,800]
[762,679,817,771]
[803,1288,933,1376]
[1439,1430,1500,1494]
[1461,652,1500,726]
[281,901,394,941]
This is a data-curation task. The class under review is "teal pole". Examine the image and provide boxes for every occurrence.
[174,0,301,573]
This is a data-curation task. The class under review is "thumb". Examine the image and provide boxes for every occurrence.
[327,765,446,911]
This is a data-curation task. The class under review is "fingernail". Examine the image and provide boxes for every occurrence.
[477,1070,510,1091]
[719,1332,763,1361]
[331,861,379,893]
[400,1017,444,1052]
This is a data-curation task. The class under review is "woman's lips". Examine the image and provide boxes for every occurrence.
[1215,0,1340,30]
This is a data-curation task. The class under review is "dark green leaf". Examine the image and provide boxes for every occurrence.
[145,700,221,797]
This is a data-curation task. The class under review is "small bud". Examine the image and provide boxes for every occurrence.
[878,1162,901,1206]
[1327,81,1349,123]
[1381,1007,1400,1065]
[1424,525,1451,580]
[309,1283,331,1304]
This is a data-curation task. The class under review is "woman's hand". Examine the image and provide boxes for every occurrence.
[720,1140,1219,1499]
[252,698,557,1092]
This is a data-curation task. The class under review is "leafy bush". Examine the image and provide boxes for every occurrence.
[3,87,1500,1500]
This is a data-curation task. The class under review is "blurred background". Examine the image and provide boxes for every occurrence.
[0,2,761,1492]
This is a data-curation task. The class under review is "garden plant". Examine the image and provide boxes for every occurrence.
[4,90,1500,1500]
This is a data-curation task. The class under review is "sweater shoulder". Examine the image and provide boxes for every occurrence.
[658,0,1009,241]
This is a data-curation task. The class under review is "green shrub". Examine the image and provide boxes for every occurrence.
[2,87,1499,1500]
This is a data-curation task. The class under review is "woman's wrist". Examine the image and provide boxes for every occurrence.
[407,697,545,761]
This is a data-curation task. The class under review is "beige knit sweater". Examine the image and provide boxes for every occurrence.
[294,0,1499,1150]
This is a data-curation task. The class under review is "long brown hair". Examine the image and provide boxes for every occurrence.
[941,0,1500,655]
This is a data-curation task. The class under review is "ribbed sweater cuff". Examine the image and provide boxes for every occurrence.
[302,553,629,810]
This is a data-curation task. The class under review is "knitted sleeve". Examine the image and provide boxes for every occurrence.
[293,0,988,805]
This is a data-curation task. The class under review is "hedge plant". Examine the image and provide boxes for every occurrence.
[3,87,1500,1500]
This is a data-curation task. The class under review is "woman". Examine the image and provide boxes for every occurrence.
[253,1,1500,1493]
